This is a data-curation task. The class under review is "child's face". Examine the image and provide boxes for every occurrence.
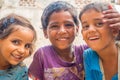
[0,25,34,66]
[44,10,78,50]
[81,9,117,51]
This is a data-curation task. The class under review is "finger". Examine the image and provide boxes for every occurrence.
[103,18,120,29]
[103,18,120,24]
[103,12,120,18]
[102,9,120,18]
[102,9,118,14]
[109,23,120,29]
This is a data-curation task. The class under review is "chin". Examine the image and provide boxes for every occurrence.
[10,61,21,66]
[89,46,98,51]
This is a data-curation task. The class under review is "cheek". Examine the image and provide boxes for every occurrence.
[0,45,14,58]
[69,28,76,36]
[47,30,56,38]
[24,50,31,57]
[4,45,15,52]
[102,30,112,37]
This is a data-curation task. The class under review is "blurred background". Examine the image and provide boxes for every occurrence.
[0,0,119,67]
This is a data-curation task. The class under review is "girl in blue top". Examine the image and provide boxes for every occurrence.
[0,13,36,80]
[79,2,120,80]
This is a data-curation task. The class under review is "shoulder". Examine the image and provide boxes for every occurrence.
[74,44,88,54]
[33,45,55,62]
[36,45,53,54]
[15,63,28,73]
[83,48,99,62]
[34,45,53,56]
[10,63,28,79]
[0,63,28,80]
[75,44,88,50]
[83,48,97,57]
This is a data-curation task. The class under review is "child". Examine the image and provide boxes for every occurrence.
[29,1,88,80]
[0,13,36,80]
[79,2,119,80]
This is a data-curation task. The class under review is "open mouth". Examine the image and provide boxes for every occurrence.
[88,36,99,41]
[57,37,69,41]
[11,53,22,61]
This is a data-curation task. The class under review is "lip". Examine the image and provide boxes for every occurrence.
[57,37,69,41]
[88,36,99,41]
[11,53,23,61]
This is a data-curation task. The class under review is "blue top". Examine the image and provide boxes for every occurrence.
[83,48,118,80]
[0,63,28,80]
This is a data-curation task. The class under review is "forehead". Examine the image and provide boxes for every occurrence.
[81,9,103,22]
[7,25,34,41]
[49,10,73,22]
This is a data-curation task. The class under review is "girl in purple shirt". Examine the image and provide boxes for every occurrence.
[29,1,88,80]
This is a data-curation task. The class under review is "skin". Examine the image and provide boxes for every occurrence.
[81,9,118,80]
[103,9,120,29]
[81,9,117,51]
[0,25,34,70]
[44,10,78,62]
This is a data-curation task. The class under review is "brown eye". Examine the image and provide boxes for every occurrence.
[25,44,32,49]
[82,24,89,30]
[65,23,74,28]
[96,22,104,27]
[12,40,20,45]
[49,25,59,30]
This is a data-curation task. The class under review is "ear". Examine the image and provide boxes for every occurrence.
[43,29,48,38]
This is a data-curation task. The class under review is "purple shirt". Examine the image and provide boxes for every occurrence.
[29,45,88,80]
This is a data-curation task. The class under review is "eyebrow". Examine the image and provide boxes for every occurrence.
[94,18,102,21]
[82,18,102,23]
[49,22,59,25]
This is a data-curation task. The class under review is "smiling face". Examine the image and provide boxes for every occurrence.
[81,9,117,52]
[0,25,34,69]
[44,10,78,50]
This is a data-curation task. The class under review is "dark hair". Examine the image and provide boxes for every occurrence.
[79,2,112,20]
[41,1,79,29]
[0,13,37,54]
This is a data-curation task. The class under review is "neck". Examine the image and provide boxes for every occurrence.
[97,43,118,61]
[53,46,74,62]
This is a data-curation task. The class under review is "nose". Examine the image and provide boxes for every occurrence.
[17,46,25,55]
[58,25,67,34]
[88,25,97,33]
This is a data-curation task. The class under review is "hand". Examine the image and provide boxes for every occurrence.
[102,9,120,30]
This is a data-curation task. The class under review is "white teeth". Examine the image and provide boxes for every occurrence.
[58,37,68,41]
[89,36,99,40]
[12,54,22,59]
